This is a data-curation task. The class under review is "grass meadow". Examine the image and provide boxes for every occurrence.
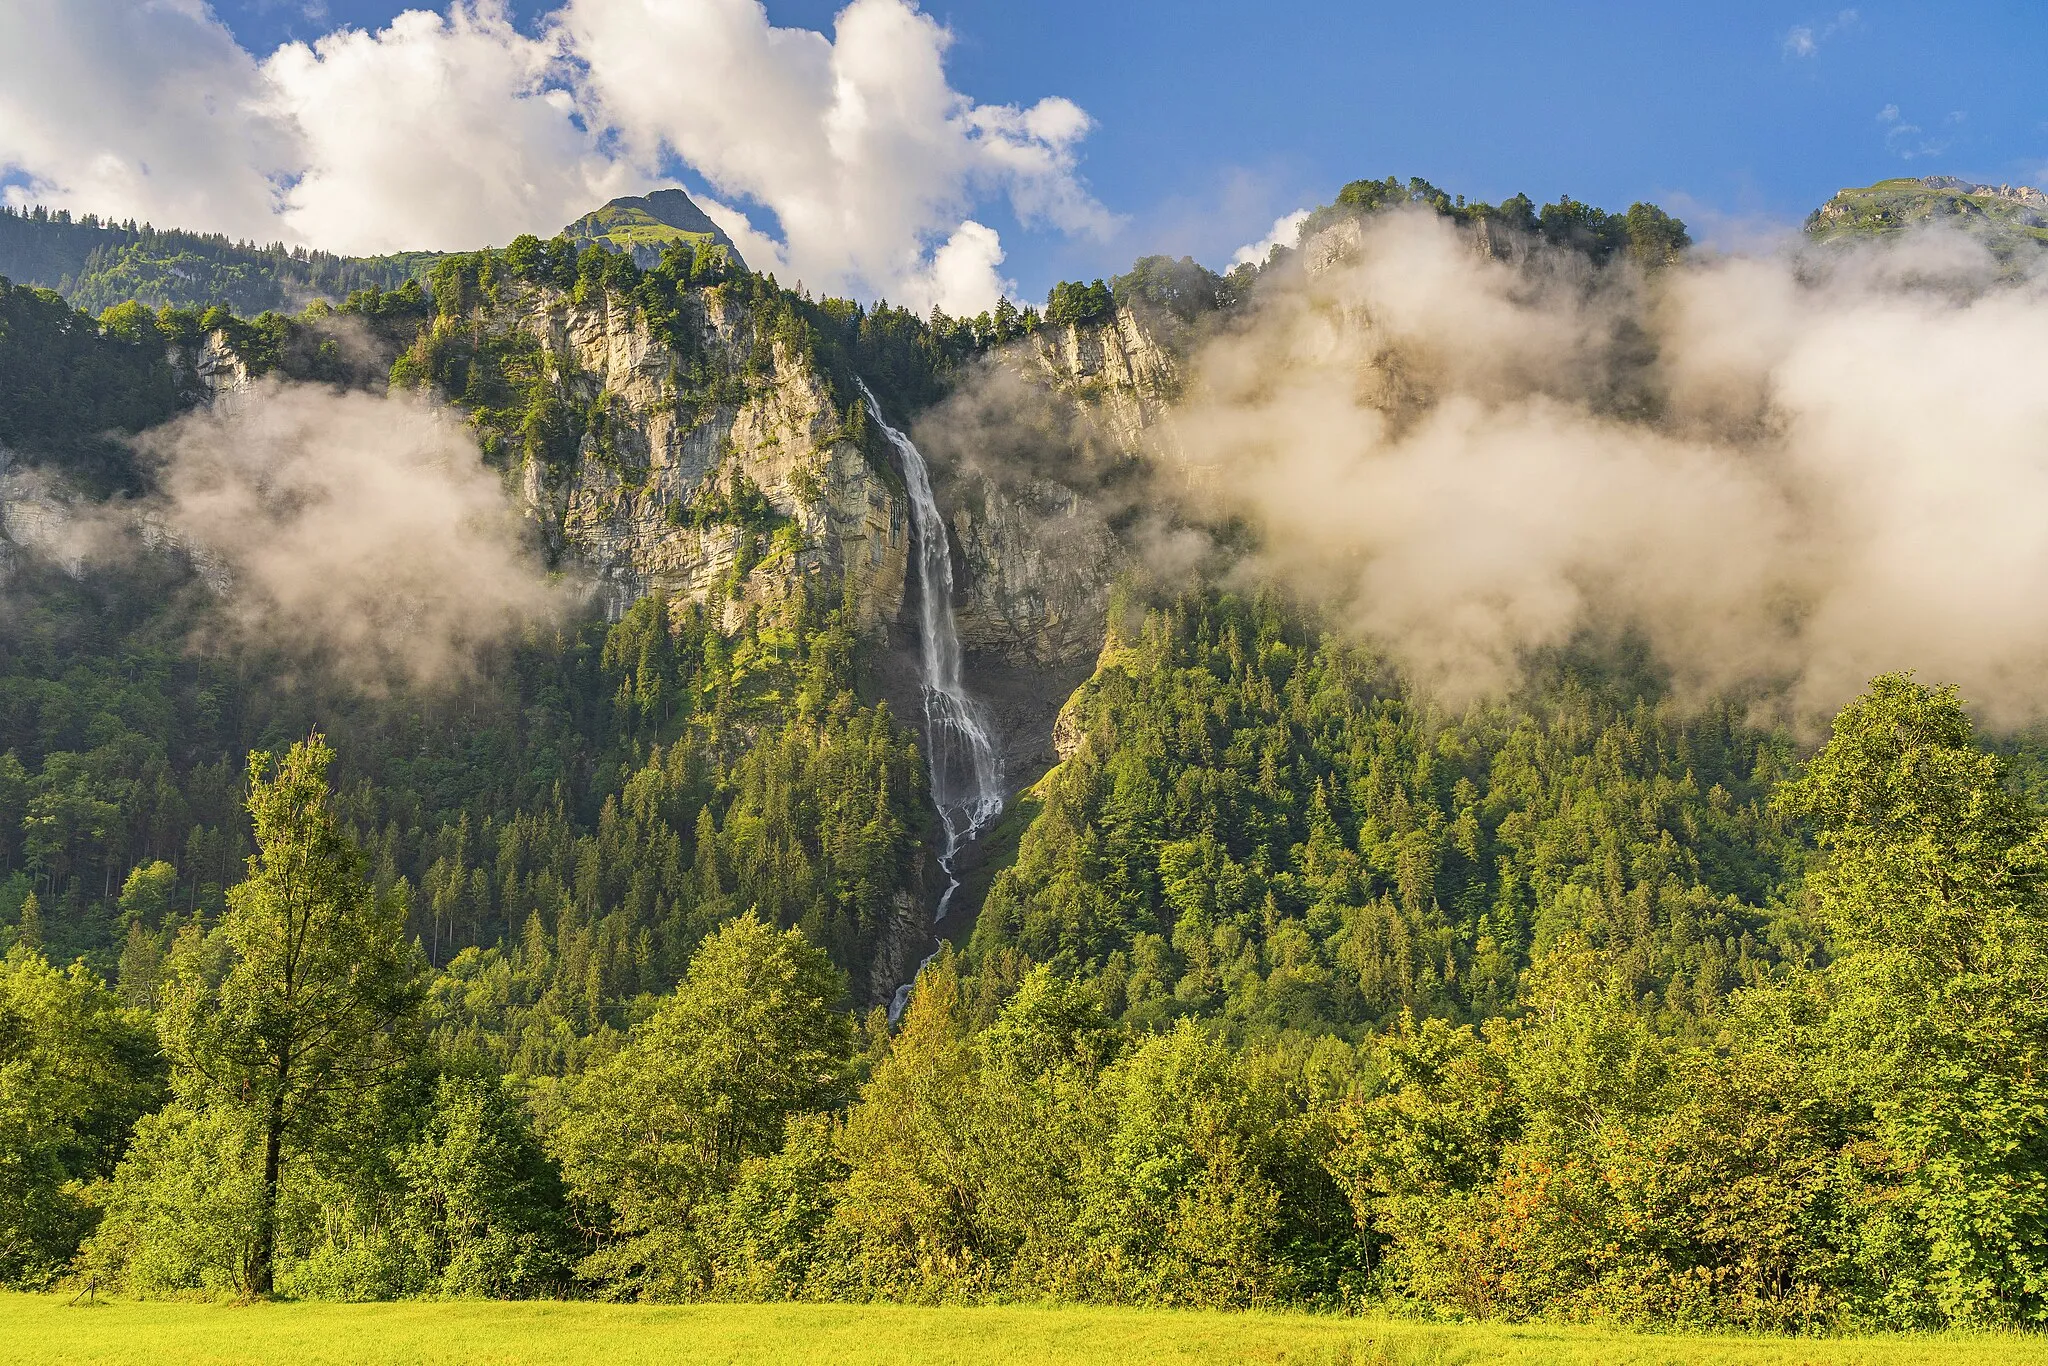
[6,1294,2048,1365]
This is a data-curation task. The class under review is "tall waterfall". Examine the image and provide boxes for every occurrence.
[858,381,1004,1018]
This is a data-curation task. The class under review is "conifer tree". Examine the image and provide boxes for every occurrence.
[14,893,38,953]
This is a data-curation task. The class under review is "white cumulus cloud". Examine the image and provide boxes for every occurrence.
[1231,208,1310,268]
[0,0,299,241]
[264,5,636,254]
[557,0,1114,310]
[0,0,1112,311]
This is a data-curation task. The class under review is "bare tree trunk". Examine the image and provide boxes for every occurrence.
[250,1091,285,1295]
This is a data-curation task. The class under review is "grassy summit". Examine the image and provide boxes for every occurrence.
[1807,175,2048,263]
[561,188,749,271]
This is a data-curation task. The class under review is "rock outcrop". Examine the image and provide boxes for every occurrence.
[948,471,1119,666]
[1021,304,1183,457]
[471,281,912,633]
[180,330,254,403]
[1806,176,2048,267]
[933,304,1186,670]
[0,453,85,578]
[173,272,1179,685]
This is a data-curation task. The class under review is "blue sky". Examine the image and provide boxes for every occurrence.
[66,3,2048,303]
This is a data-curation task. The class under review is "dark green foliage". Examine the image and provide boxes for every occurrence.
[1620,202,1693,266]
[156,735,426,1294]
[552,914,853,1298]
[1044,279,1115,327]
[0,948,164,1286]
[0,553,245,976]
[1774,676,2048,1323]
[677,467,790,535]
[0,279,184,494]
[1305,676,2048,1329]
[1301,176,1691,268]
[0,271,435,496]
[1110,256,1222,322]
[822,958,1361,1305]
[280,1068,573,1300]
[0,475,924,1062]
[412,589,925,1078]
[391,1071,573,1297]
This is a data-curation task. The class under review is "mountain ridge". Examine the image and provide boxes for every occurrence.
[1806,173,2048,262]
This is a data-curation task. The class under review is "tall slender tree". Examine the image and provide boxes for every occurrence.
[159,734,422,1294]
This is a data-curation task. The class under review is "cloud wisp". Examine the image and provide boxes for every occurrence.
[132,380,573,691]
[1784,9,1860,59]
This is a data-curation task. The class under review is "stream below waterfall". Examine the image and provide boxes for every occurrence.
[857,381,1005,1020]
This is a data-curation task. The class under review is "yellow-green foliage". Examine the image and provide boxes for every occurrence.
[4,1294,2042,1366]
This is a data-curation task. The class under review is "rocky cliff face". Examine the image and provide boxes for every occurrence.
[187,331,253,401]
[930,304,1184,672]
[1021,304,1184,457]
[167,271,1180,736]
[1297,211,1532,277]
[1300,217,1366,276]
[142,280,1183,684]
[479,281,912,633]
[948,470,1119,666]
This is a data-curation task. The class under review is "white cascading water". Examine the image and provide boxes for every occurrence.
[858,380,1004,1020]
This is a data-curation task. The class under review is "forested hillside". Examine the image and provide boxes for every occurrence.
[974,595,1800,1034]
[5,174,2048,1331]
[0,205,436,316]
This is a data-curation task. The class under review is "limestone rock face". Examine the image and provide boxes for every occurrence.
[949,471,1120,666]
[1022,304,1182,458]
[168,278,1179,675]
[936,304,1182,668]
[1298,213,1528,274]
[0,454,83,578]
[1300,217,1366,275]
[174,330,253,403]
[492,282,910,631]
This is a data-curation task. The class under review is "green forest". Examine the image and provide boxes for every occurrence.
[4,179,2048,1337]
[0,204,438,317]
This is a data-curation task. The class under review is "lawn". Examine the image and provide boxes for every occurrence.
[5,1293,2046,1365]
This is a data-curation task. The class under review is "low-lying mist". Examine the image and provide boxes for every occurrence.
[131,379,572,690]
[1142,210,2048,726]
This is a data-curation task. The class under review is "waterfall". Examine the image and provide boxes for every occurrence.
[857,380,1004,1020]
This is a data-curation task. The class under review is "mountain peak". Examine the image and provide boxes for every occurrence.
[563,188,748,272]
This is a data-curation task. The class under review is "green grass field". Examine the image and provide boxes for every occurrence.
[6,1294,2047,1366]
